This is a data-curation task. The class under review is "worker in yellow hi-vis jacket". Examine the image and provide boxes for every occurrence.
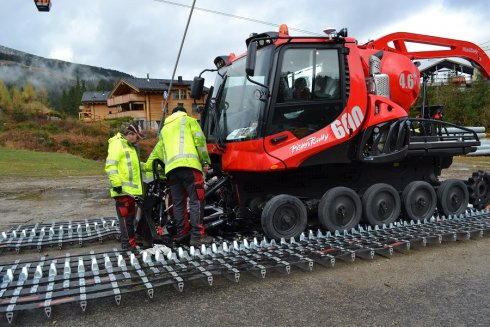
[152,105,213,247]
[105,123,144,250]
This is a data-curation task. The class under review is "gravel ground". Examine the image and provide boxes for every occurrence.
[0,160,489,326]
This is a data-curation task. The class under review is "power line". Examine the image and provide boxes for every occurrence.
[479,40,490,46]
[153,0,322,36]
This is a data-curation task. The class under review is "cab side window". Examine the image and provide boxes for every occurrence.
[270,48,343,139]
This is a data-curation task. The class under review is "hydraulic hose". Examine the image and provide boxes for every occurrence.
[205,175,230,200]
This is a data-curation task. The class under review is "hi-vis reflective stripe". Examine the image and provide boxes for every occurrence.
[122,181,139,188]
[179,117,186,155]
[193,132,204,138]
[165,153,199,166]
[120,139,135,188]
[106,170,118,176]
[106,160,118,165]
[163,116,201,165]
[198,147,207,153]
[124,150,133,184]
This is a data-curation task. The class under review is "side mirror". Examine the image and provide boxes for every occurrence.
[190,77,205,99]
[338,28,348,38]
[245,41,257,77]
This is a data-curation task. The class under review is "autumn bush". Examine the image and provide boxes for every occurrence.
[0,82,159,162]
[412,77,490,129]
[1,112,157,161]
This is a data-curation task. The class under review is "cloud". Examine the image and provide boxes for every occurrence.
[49,46,74,62]
[0,0,488,81]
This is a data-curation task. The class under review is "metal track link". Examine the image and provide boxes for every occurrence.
[0,218,120,253]
[0,209,489,324]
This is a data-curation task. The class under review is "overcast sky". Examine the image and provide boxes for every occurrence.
[0,0,489,81]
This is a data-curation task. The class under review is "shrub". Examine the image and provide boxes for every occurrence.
[42,121,62,134]
[12,109,30,122]
[60,139,71,147]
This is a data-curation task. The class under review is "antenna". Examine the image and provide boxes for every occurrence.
[158,0,196,131]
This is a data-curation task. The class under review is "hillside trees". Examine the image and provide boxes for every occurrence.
[56,77,114,117]
[412,76,490,129]
[0,82,53,122]
[59,77,86,117]
[0,81,11,110]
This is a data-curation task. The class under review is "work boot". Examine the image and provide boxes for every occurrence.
[174,232,190,245]
[189,234,214,247]
[121,242,133,250]
[135,233,151,248]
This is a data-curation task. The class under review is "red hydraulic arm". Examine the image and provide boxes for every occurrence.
[363,32,490,80]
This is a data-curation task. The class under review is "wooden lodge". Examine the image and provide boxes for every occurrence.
[79,76,207,129]
[79,91,110,122]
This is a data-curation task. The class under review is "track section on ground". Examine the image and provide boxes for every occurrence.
[0,218,120,253]
[0,209,489,324]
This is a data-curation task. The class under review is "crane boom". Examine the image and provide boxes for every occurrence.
[363,32,490,80]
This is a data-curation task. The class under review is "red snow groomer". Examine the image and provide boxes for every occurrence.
[191,25,490,240]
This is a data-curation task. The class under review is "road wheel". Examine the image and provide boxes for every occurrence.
[437,179,469,216]
[401,181,437,221]
[261,194,307,240]
[318,187,362,232]
[362,183,400,226]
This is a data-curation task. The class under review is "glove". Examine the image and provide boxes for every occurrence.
[113,186,122,193]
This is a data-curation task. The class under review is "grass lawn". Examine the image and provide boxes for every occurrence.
[1,147,488,178]
[0,147,105,177]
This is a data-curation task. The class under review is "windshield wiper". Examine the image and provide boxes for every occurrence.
[214,75,228,148]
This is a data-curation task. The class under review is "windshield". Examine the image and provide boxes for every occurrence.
[207,46,273,143]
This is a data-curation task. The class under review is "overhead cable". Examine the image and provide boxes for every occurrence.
[153,0,322,36]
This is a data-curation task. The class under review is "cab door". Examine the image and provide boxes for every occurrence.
[263,46,347,168]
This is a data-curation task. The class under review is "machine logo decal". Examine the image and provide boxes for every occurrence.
[332,106,364,139]
[463,47,478,54]
[290,134,329,154]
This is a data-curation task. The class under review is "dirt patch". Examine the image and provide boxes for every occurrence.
[0,175,114,231]
[1,156,489,231]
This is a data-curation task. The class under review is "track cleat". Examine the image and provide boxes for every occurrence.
[201,244,208,255]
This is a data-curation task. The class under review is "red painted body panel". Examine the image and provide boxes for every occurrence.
[209,140,286,171]
[359,49,420,111]
[362,95,408,130]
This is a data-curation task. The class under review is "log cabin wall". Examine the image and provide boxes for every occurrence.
[80,76,207,130]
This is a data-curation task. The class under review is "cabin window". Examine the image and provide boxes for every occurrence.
[268,48,343,139]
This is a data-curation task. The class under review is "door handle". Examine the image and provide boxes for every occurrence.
[271,134,288,144]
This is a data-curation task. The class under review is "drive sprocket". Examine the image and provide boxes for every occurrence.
[467,170,490,210]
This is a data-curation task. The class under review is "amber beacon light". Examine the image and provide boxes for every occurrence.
[34,0,51,12]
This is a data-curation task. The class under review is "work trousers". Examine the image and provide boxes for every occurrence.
[167,167,205,240]
[115,195,137,247]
